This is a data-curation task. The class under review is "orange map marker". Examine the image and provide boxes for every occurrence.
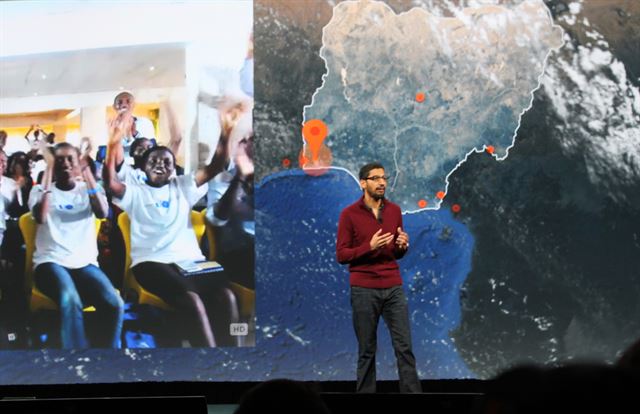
[486,145,495,154]
[418,199,427,208]
[302,119,328,162]
[415,92,425,103]
[436,191,445,200]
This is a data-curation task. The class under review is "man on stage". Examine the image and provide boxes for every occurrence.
[336,162,421,393]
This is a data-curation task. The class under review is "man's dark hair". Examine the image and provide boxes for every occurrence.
[359,162,385,180]
[54,142,80,157]
[141,145,176,169]
[129,137,154,157]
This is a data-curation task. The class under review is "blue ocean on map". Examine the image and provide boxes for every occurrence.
[254,168,475,379]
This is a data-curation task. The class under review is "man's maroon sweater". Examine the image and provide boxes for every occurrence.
[336,196,406,288]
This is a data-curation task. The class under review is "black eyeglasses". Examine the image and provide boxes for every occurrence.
[365,175,388,182]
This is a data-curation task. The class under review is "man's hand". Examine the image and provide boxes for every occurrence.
[38,140,55,168]
[218,95,253,139]
[108,111,133,146]
[235,141,254,178]
[370,228,394,251]
[395,227,409,250]
[78,147,93,178]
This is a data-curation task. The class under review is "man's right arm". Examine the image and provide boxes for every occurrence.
[103,113,129,200]
[336,210,372,264]
[30,141,54,224]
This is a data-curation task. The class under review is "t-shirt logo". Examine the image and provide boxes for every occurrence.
[155,200,170,209]
[56,204,74,210]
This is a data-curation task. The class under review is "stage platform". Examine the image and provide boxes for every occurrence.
[0,380,483,413]
[3,377,638,413]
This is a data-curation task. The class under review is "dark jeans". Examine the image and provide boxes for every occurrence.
[351,285,421,393]
[35,263,124,349]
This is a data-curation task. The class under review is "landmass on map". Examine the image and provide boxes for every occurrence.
[302,0,563,211]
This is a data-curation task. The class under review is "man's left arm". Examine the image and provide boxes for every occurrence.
[394,213,409,259]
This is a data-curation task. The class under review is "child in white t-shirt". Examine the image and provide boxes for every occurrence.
[29,142,123,349]
[104,111,238,347]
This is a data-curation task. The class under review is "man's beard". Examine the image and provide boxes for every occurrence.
[368,187,385,201]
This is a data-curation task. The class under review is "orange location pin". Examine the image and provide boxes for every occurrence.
[302,119,328,162]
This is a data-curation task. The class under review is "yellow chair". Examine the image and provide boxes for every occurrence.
[229,281,256,322]
[203,218,255,321]
[19,212,103,313]
[205,210,217,263]
[118,210,207,310]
